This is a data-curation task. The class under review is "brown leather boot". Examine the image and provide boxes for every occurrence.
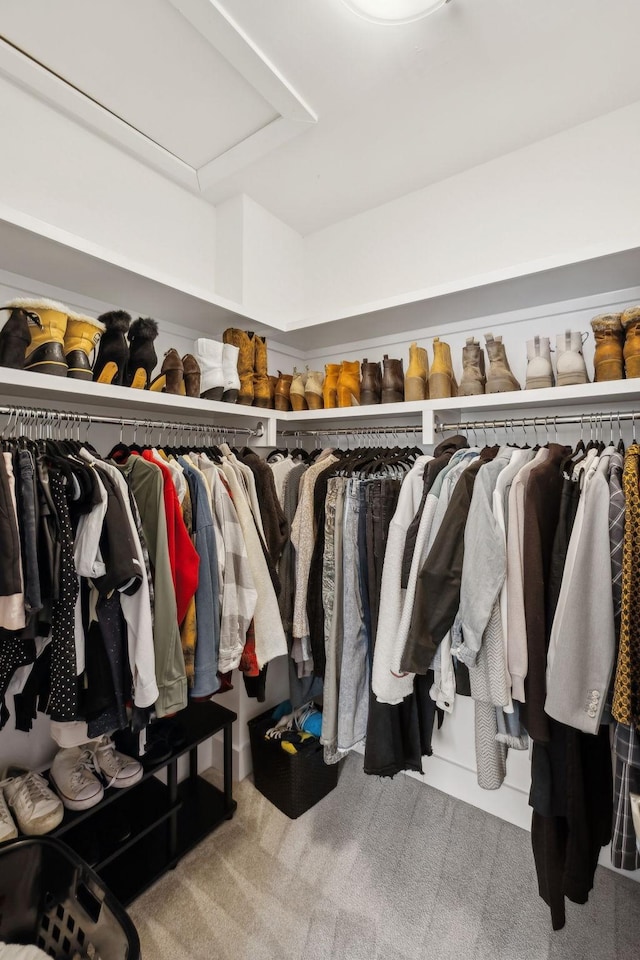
[381,355,404,403]
[459,337,486,396]
[360,359,382,405]
[305,370,324,409]
[405,342,428,401]
[484,333,521,393]
[182,354,201,398]
[621,307,640,379]
[222,328,254,405]
[428,337,458,399]
[591,313,624,381]
[323,364,340,408]
[150,348,184,394]
[274,372,293,411]
[337,360,360,407]
[253,334,271,408]
[267,374,278,408]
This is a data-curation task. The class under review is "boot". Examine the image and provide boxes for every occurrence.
[525,336,554,390]
[0,303,39,369]
[459,337,486,396]
[93,310,130,385]
[150,349,184,394]
[323,364,341,408]
[290,367,308,411]
[428,338,458,399]
[222,344,241,402]
[305,371,324,410]
[182,354,201,398]
[222,328,254,405]
[622,306,640,379]
[274,372,293,411]
[253,333,270,409]
[591,313,624,382]
[124,318,158,388]
[556,331,589,386]
[381,355,404,403]
[63,312,105,381]
[12,299,69,377]
[360,359,382,405]
[195,338,224,400]
[484,333,521,393]
[268,375,278,409]
[337,360,360,407]
[405,343,428,401]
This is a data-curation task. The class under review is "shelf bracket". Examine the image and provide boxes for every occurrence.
[421,408,434,445]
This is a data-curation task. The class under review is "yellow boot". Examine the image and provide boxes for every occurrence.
[428,338,457,399]
[323,364,340,408]
[621,306,640,379]
[591,313,624,382]
[223,328,255,405]
[7,298,69,376]
[337,360,361,407]
[253,334,271,408]
[405,342,429,401]
[64,312,106,380]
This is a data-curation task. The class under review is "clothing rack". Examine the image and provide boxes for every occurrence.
[435,409,640,437]
[279,424,424,443]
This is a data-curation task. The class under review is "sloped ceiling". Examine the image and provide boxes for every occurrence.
[1,0,639,235]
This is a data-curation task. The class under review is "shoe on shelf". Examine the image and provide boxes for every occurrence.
[92,736,143,790]
[182,353,201,398]
[305,370,325,409]
[0,767,64,835]
[290,367,308,411]
[459,337,486,397]
[222,328,255,405]
[93,310,131,386]
[337,360,361,407]
[525,336,554,390]
[0,303,36,370]
[556,331,589,386]
[591,312,624,382]
[360,359,382,405]
[274,371,293,411]
[323,364,341,409]
[485,332,521,393]
[381,355,404,404]
[429,337,458,399]
[149,348,185,394]
[50,746,104,811]
[405,342,428,401]
[621,306,640,379]
[124,317,159,389]
[0,786,18,842]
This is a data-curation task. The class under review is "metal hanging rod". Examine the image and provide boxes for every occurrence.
[435,410,640,434]
[0,404,262,438]
[280,424,424,439]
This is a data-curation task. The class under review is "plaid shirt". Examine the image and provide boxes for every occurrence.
[612,720,640,870]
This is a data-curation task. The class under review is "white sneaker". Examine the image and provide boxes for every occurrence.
[0,768,64,835]
[0,786,18,842]
[93,736,143,789]
[50,747,104,811]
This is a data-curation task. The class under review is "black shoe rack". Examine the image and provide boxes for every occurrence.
[49,700,237,905]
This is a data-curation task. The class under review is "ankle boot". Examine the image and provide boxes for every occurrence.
[381,355,404,403]
[337,360,361,407]
[405,343,428,401]
[63,312,105,381]
[323,364,341,408]
[268,375,278,409]
[253,334,271,408]
[484,333,521,393]
[14,299,69,377]
[525,336,554,390]
[622,307,640,379]
[556,331,589,386]
[182,354,201,398]
[150,349,184,394]
[0,303,40,369]
[305,371,324,410]
[125,317,158,388]
[93,311,130,385]
[195,338,224,400]
[290,367,308,411]
[360,359,382,405]
[459,337,486,396]
[429,338,458,399]
[223,328,254,405]
[275,372,293,411]
[591,313,624,382]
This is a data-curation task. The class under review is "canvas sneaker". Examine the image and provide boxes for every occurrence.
[93,736,143,789]
[0,786,18,842]
[50,746,104,811]
[0,768,64,835]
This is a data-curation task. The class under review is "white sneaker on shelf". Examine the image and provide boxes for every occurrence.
[50,747,104,811]
[93,736,143,789]
[0,768,64,835]
[0,786,18,842]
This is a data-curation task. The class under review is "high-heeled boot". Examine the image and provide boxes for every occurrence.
[323,364,341,408]
[125,318,158,388]
[428,338,458,399]
[150,349,184,394]
[305,371,325,409]
[275,372,293,411]
[405,343,428,401]
[290,368,308,411]
[381,355,404,403]
[337,360,360,407]
[93,310,130,386]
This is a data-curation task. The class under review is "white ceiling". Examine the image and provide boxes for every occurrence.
[1,0,640,235]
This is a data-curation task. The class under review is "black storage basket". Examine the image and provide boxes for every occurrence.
[248,706,340,819]
[0,836,140,959]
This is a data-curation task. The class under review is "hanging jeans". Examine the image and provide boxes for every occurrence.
[321,478,346,763]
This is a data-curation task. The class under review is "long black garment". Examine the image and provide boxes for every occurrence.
[47,468,79,722]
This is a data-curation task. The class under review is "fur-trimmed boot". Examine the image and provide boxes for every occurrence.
[93,311,131,385]
[223,328,254,405]
[7,299,69,376]
[64,312,105,381]
[622,306,640,379]
[125,317,158,388]
[0,304,38,369]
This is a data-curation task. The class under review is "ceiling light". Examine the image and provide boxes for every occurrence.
[341,0,451,25]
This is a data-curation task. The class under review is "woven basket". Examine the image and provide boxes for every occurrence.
[248,707,340,819]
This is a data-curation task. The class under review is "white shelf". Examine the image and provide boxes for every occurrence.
[430,377,640,417]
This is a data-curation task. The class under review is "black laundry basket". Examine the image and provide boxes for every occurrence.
[248,706,340,819]
[0,836,140,959]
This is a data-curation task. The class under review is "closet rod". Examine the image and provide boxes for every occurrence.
[0,403,261,438]
[435,410,640,433]
[280,424,424,438]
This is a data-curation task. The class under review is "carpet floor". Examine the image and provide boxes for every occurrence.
[128,755,640,960]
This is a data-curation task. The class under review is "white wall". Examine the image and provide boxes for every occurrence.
[303,100,640,325]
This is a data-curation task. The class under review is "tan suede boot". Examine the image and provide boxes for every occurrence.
[459,337,486,396]
[305,370,324,409]
[428,338,457,399]
[274,372,293,411]
[323,364,341,408]
[337,360,361,407]
[591,313,624,382]
[253,334,271,408]
[484,333,521,393]
[405,342,429,401]
[622,307,640,379]
[222,328,255,404]
[290,367,308,411]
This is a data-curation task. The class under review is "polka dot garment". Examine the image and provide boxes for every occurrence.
[612,444,640,732]
[48,468,80,722]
